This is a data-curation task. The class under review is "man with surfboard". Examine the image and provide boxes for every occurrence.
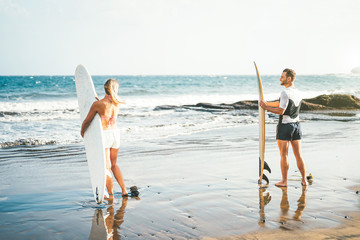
[259,68,307,187]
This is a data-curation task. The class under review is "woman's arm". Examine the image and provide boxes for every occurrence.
[80,102,98,137]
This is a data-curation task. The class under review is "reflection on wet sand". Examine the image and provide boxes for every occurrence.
[258,186,307,228]
[258,187,271,226]
[279,186,307,226]
[88,197,128,240]
[279,188,290,225]
[293,186,307,221]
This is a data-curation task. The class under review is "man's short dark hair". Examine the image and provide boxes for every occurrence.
[283,68,296,82]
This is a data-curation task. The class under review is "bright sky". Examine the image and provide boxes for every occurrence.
[0,0,360,75]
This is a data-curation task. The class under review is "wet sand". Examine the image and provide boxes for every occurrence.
[206,186,360,240]
[209,210,360,240]
[0,120,359,239]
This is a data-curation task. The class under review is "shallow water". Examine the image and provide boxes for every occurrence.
[0,120,359,239]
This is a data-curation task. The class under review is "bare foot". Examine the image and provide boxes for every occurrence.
[104,193,114,201]
[275,181,287,187]
[301,180,307,186]
[122,192,129,197]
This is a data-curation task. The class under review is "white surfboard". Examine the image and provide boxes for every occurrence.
[75,64,106,204]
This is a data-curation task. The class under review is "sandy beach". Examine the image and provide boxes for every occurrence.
[0,118,359,239]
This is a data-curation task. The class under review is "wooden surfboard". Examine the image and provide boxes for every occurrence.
[254,62,271,185]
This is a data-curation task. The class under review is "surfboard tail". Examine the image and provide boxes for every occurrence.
[258,173,269,185]
[262,174,269,184]
[259,157,271,185]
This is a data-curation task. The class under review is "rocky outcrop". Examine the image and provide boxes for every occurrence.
[301,94,360,110]
[194,101,258,110]
[154,94,360,112]
[351,66,360,74]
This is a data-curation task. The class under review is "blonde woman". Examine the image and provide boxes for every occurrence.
[81,79,128,198]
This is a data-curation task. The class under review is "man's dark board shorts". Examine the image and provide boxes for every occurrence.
[276,122,302,141]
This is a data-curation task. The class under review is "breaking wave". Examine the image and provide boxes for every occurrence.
[0,138,57,148]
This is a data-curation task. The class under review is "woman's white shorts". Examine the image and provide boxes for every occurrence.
[103,129,120,149]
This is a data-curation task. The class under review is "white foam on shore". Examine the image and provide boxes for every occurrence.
[0,138,57,148]
[0,99,78,113]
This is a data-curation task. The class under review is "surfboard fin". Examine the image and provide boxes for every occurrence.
[264,161,271,173]
[261,174,269,185]
[95,187,99,203]
[258,157,270,185]
[264,192,271,205]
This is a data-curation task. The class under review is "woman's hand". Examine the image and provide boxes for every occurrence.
[80,101,98,138]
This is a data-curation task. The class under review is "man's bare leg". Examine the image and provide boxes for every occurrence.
[291,140,307,186]
[276,140,289,187]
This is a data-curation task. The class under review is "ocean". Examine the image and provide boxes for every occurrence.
[1,73,360,239]
[1,74,360,148]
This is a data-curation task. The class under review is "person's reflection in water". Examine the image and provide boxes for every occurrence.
[278,186,307,226]
[88,197,128,240]
[258,187,272,226]
[293,186,307,221]
[105,197,128,240]
[279,187,289,225]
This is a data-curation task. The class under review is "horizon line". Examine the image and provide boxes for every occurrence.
[0,72,353,77]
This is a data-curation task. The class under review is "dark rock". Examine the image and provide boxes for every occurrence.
[232,100,258,110]
[153,94,360,112]
[196,103,234,110]
[301,94,360,110]
[154,105,177,111]
[130,186,139,197]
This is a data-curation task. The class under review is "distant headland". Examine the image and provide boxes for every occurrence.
[351,66,360,74]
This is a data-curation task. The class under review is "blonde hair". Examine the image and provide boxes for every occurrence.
[104,79,122,105]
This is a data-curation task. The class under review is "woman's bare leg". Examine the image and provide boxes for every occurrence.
[110,148,128,196]
[105,148,114,199]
